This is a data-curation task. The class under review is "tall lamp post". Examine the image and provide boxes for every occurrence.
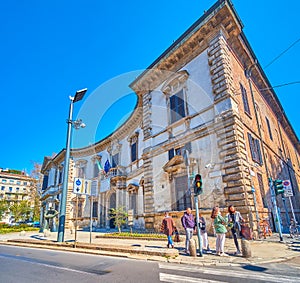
[57,88,87,243]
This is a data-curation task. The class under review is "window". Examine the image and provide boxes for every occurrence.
[112,153,119,168]
[9,180,14,184]
[16,181,21,185]
[16,187,19,191]
[42,175,49,190]
[131,142,137,162]
[78,166,86,178]
[170,89,186,123]
[168,143,192,160]
[73,201,83,218]
[93,162,100,178]
[248,133,263,165]
[2,179,7,183]
[257,173,268,208]
[58,171,63,184]
[129,192,137,214]
[92,201,98,217]
[9,187,13,192]
[23,182,27,185]
[240,83,251,115]
[173,176,192,211]
[265,117,273,140]
[1,186,4,190]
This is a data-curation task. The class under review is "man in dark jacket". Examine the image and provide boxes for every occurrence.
[181,207,195,254]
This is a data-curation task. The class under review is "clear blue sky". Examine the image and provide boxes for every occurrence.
[0,0,299,173]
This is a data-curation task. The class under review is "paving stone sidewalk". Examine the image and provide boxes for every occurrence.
[0,230,299,266]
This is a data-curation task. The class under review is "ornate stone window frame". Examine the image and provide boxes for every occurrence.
[162,70,189,125]
[74,159,88,178]
[128,131,139,165]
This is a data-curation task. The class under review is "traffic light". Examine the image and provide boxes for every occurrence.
[274,179,284,195]
[194,174,203,195]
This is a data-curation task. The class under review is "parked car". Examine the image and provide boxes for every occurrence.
[33,221,40,228]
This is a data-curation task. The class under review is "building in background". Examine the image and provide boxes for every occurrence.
[0,168,37,223]
[40,0,300,236]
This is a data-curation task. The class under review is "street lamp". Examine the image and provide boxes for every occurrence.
[57,88,87,243]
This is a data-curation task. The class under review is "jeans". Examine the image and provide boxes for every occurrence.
[231,227,240,252]
[167,235,173,246]
[185,228,194,252]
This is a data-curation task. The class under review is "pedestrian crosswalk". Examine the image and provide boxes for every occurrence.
[159,263,300,283]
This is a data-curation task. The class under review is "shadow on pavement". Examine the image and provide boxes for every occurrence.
[242,265,268,272]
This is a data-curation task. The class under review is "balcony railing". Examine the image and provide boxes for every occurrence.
[100,166,127,180]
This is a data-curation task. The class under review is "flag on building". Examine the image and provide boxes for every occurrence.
[104,159,111,174]
[96,158,103,171]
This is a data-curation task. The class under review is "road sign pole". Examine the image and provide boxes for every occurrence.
[194,194,203,257]
[90,196,93,244]
[281,195,290,231]
[269,178,283,241]
[288,196,296,223]
[74,194,78,248]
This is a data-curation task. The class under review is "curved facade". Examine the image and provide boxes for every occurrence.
[41,0,300,235]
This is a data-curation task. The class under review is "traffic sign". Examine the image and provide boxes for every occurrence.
[283,179,293,197]
[73,178,92,195]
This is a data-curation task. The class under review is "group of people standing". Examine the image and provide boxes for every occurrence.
[161,205,244,256]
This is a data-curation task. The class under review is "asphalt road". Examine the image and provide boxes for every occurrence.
[0,245,299,283]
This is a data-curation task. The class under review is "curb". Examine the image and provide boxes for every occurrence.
[3,239,179,258]
[1,238,298,267]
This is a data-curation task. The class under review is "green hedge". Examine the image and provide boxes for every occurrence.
[102,232,165,239]
[0,224,39,234]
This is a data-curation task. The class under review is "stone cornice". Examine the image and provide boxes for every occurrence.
[130,1,242,95]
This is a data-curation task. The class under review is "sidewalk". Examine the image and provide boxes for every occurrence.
[0,230,299,266]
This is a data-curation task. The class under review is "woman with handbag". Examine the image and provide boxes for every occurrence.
[211,206,228,256]
[160,212,176,248]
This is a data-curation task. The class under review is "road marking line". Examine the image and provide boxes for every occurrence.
[159,263,300,283]
[159,272,222,283]
[0,254,96,276]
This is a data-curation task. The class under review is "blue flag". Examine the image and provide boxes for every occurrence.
[104,159,111,173]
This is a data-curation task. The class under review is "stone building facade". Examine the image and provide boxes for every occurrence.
[0,168,37,223]
[41,0,300,235]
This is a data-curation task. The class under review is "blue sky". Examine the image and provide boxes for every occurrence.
[0,0,299,174]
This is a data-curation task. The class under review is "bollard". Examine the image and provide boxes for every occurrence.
[241,238,252,258]
[189,238,197,257]
[44,229,51,237]
[19,230,26,236]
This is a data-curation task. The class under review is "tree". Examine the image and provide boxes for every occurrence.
[30,162,43,221]
[108,206,128,232]
[9,200,32,222]
[0,200,9,220]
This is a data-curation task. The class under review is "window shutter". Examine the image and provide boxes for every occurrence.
[168,149,174,160]
[240,83,251,115]
[255,139,263,165]
[248,132,255,161]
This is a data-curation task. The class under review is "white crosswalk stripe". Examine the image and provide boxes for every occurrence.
[159,263,300,283]
[160,272,222,283]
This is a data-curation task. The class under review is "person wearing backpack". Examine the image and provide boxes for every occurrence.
[195,213,211,253]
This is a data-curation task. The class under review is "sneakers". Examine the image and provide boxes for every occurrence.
[234,250,242,255]
[220,253,229,257]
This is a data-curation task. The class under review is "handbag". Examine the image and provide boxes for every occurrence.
[241,224,252,240]
[173,229,181,242]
